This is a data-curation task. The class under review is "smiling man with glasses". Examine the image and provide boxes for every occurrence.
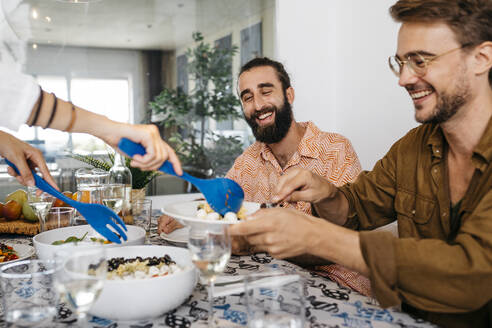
[229,1,492,327]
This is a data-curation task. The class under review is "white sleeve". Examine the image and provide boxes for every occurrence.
[0,64,39,131]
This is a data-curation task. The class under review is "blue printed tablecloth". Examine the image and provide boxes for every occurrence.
[0,217,436,328]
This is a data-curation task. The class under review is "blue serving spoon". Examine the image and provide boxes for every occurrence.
[118,138,244,216]
[5,159,127,243]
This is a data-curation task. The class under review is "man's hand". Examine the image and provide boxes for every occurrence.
[273,167,337,204]
[231,235,262,255]
[229,208,321,259]
[157,215,184,234]
[229,207,369,275]
[0,131,58,189]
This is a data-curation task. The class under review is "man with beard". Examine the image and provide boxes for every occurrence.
[227,57,369,295]
[230,1,492,327]
[159,57,368,295]
[226,57,361,215]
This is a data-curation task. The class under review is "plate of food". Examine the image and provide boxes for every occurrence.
[0,242,35,265]
[161,200,260,226]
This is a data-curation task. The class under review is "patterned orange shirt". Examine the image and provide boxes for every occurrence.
[226,121,372,297]
[226,121,362,214]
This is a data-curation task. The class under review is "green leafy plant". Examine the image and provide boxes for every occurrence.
[150,32,244,177]
[70,153,159,190]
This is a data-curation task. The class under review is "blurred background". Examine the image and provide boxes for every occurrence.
[0,0,416,199]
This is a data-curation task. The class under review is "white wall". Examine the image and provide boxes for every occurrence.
[275,0,417,170]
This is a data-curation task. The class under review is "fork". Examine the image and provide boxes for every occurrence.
[118,138,244,216]
[5,159,127,243]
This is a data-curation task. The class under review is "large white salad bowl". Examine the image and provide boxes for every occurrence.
[89,245,197,320]
[33,224,145,260]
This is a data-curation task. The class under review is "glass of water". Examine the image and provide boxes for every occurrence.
[188,224,231,327]
[131,199,152,243]
[101,183,125,214]
[27,186,55,233]
[54,247,107,327]
[74,168,110,225]
[0,259,58,327]
[245,270,305,328]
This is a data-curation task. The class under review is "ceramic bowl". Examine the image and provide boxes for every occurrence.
[89,245,197,320]
[33,224,145,260]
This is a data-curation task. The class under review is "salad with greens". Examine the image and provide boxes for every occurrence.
[51,232,113,245]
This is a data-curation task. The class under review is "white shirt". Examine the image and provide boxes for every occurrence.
[0,2,39,131]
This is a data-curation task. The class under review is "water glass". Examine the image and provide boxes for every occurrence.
[188,224,231,327]
[45,207,75,231]
[74,168,110,225]
[75,168,110,204]
[101,183,126,214]
[27,186,55,233]
[245,270,305,328]
[131,199,152,243]
[0,260,58,327]
[54,247,107,327]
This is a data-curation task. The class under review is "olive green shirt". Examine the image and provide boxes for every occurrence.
[339,119,492,327]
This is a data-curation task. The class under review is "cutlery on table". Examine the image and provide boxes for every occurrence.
[118,138,244,216]
[213,274,300,297]
[5,159,127,243]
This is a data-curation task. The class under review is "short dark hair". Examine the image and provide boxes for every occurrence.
[389,0,492,86]
[238,57,292,92]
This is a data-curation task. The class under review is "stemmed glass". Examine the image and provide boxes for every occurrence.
[101,183,125,215]
[54,247,107,327]
[188,224,231,327]
[28,186,55,232]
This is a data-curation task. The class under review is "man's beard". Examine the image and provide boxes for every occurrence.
[417,67,471,124]
[244,95,293,144]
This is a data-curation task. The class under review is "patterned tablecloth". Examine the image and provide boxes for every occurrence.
[0,210,437,328]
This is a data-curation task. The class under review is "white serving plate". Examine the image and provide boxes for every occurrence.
[33,225,145,260]
[161,200,260,226]
[0,243,35,266]
[160,226,189,245]
[89,245,197,321]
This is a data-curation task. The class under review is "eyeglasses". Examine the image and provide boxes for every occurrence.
[388,44,472,77]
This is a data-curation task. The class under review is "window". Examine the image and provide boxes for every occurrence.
[2,76,130,156]
[70,78,130,153]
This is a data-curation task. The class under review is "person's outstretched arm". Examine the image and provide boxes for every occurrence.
[25,89,183,175]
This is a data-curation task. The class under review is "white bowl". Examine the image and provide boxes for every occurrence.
[89,245,197,321]
[162,200,260,226]
[33,225,145,260]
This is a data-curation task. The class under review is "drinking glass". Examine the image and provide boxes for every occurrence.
[54,247,107,327]
[245,270,305,328]
[188,224,231,327]
[27,186,55,233]
[101,183,125,214]
[0,259,58,327]
[45,207,75,231]
[132,199,152,243]
[74,168,110,225]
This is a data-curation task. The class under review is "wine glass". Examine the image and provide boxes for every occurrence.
[54,247,107,327]
[27,186,55,232]
[101,183,125,215]
[188,224,231,327]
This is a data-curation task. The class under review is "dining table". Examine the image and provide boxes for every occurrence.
[0,193,437,328]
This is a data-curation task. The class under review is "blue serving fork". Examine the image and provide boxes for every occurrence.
[118,138,244,216]
[5,159,127,243]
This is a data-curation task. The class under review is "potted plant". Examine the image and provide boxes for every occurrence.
[149,32,244,179]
